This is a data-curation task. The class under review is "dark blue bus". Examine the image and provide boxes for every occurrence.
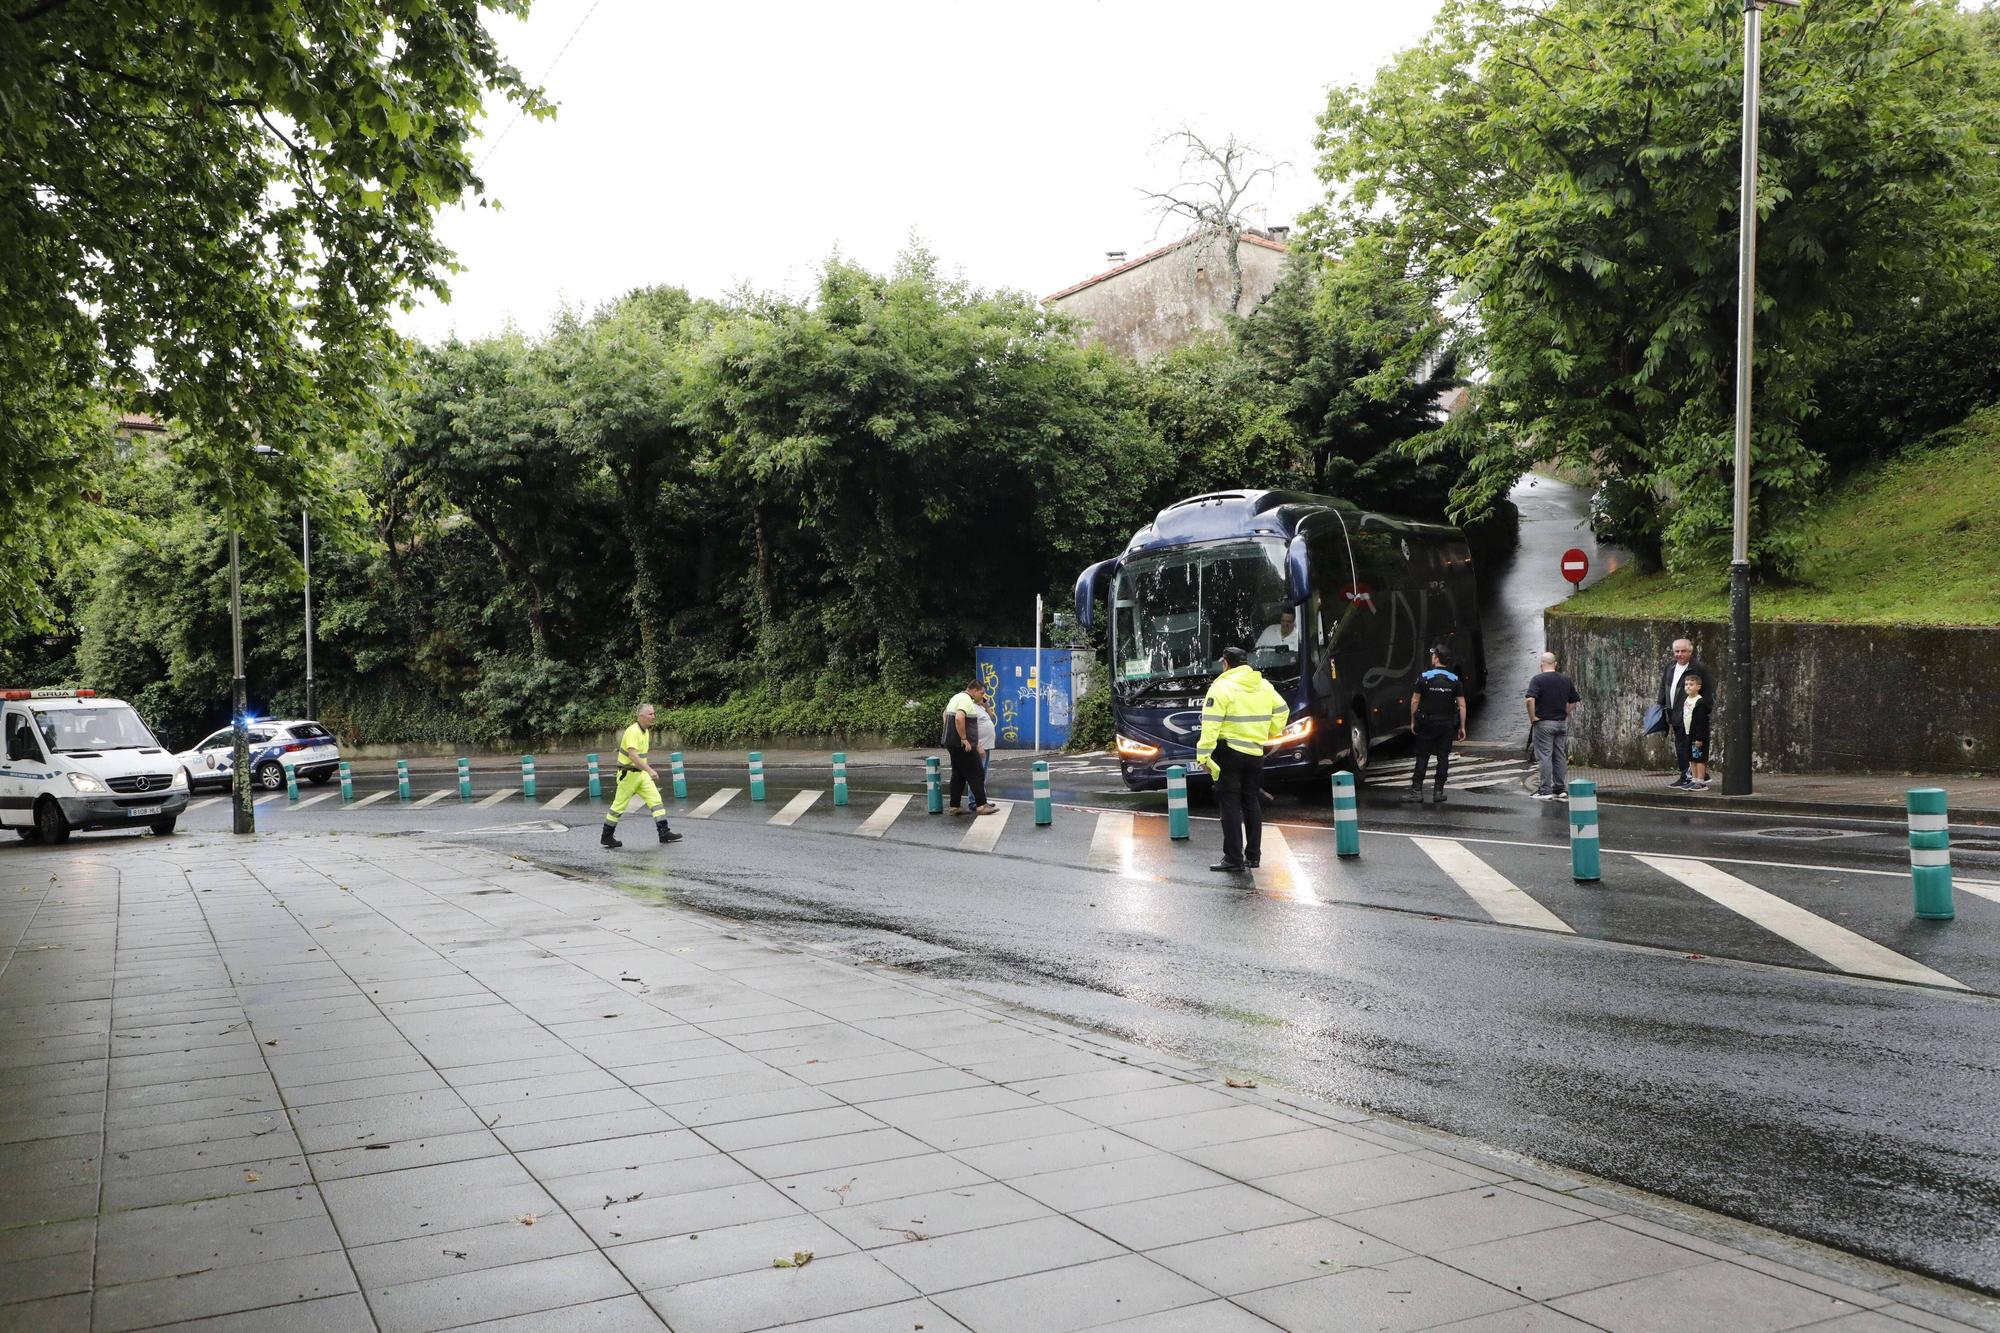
[1074,490,1485,791]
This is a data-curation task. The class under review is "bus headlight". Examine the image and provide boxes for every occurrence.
[1265,717,1314,751]
[67,773,107,794]
[1114,733,1162,761]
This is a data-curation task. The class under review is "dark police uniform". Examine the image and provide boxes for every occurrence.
[1408,661,1466,800]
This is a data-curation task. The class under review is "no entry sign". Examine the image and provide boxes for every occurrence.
[1560,547,1590,586]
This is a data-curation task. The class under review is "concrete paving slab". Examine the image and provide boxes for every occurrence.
[5,831,1994,1333]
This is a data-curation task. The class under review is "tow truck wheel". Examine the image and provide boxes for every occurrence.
[150,816,178,836]
[34,798,71,845]
[254,760,286,791]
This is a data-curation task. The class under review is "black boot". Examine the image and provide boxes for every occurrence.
[600,824,621,849]
[657,822,683,845]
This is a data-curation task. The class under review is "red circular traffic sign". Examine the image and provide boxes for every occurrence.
[1560,548,1590,586]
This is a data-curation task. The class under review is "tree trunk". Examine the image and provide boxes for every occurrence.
[751,504,776,677]
[623,485,664,704]
[1224,226,1245,316]
[465,508,550,657]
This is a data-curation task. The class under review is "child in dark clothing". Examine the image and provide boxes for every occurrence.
[1675,671,1712,788]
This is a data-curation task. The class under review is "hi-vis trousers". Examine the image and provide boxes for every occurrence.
[606,769,667,826]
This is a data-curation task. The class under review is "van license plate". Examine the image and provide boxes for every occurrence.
[127,806,162,818]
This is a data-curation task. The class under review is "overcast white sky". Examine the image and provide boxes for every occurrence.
[402,0,1447,343]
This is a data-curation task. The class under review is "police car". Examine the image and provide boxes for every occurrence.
[0,689,190,842]
[175,719,342,793]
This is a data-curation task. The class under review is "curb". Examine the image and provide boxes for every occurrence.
[1598,788,2000,826]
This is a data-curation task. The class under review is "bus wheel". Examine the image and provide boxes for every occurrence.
[1346,714,1371,775]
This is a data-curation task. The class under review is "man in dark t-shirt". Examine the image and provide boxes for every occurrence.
[1525,652,1581,799]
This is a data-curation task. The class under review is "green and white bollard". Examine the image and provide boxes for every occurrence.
[586,753,602,802]
[457,757,472,802]
[670,752,688,800]
[832,752,849,807]
[284,757,299,802]
[1033,760,1052,827]
[521,754,537,802]
[1332,771,1360,857]
[748,751,766,802]
[1568,779,1600,882]
[1167,766,1190,840]
[926,756,942,814]
[1907,787,1954,920]
[338,761,353,803]
[396,758,411,802]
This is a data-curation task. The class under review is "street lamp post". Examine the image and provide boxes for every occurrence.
[1725,0,1796,797]
[302,509,314,721]
[229,528,253,834]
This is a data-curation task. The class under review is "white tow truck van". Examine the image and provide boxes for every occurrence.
[0,689,189,843]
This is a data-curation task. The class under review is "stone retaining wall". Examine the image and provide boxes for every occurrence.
[1540,614,1997,775]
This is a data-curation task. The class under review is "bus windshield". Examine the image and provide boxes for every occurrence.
[1111,541,1299,690]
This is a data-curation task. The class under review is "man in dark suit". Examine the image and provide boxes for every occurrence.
[1658,638,1711,789]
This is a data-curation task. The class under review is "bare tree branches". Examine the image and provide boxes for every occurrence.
[1141,128,1286,314]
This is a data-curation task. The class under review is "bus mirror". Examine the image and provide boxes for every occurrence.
[1285,537,1311,605]
[1074,558,1120,629]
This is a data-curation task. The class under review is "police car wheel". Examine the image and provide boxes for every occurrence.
[254,761,286,790]
[308,772,332,786]
[34,798,70,845]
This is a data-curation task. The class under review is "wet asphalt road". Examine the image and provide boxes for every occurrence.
[133,760,2000,1296]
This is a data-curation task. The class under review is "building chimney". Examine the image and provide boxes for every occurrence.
[1268,225,1291,244]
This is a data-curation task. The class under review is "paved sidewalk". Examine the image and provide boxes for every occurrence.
[2,834,1994,1332]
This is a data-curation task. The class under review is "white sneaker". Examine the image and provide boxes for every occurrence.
[1532,791,1556,801]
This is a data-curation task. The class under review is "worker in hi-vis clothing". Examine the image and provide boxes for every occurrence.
[601,703,683,849]
[1194,645,1288,874]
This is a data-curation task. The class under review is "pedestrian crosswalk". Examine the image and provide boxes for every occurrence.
[176,776,1990,995]
[1365,755,1534,792]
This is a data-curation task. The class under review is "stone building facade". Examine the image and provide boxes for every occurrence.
[1043,229,1290,362]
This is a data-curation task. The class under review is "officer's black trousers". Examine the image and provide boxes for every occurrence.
[947,744,987,808]
[1213,745,1265,866]
[1411,721,1455,793]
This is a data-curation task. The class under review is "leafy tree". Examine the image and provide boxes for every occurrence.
[1238,245,1463,513]
[1,0,546,631]
[1315,0,2000,572]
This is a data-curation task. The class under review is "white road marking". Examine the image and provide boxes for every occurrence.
[1414,837,1573,933]
[1254,825,1320,904]
[1635,855,1965,989]
[770,790,821,827]
[252,794,284,808]
[960,801,1013,852]
[1958,881,2000,906]
[351,790,393,808]
[412,789,453,808]
[690,788,740,820]
[474,788,515,808]
[854,794,910,838]
[543,787,582,810]
[1087,811,1135,873]
[189,797,223,812]
[289,793,334,811]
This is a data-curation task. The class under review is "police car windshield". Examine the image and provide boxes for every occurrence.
[34,706,159,753]
[1111,541,1298,690]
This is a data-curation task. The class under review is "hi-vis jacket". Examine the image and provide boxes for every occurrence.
[1195,664,1288,778]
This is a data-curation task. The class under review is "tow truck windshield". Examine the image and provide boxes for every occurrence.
[34,706,159,754]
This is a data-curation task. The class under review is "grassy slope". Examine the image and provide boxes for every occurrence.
[1558,407,2000,626]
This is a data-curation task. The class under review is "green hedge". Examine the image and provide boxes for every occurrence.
[658,678,951,749]
[1064,679,1114,752]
